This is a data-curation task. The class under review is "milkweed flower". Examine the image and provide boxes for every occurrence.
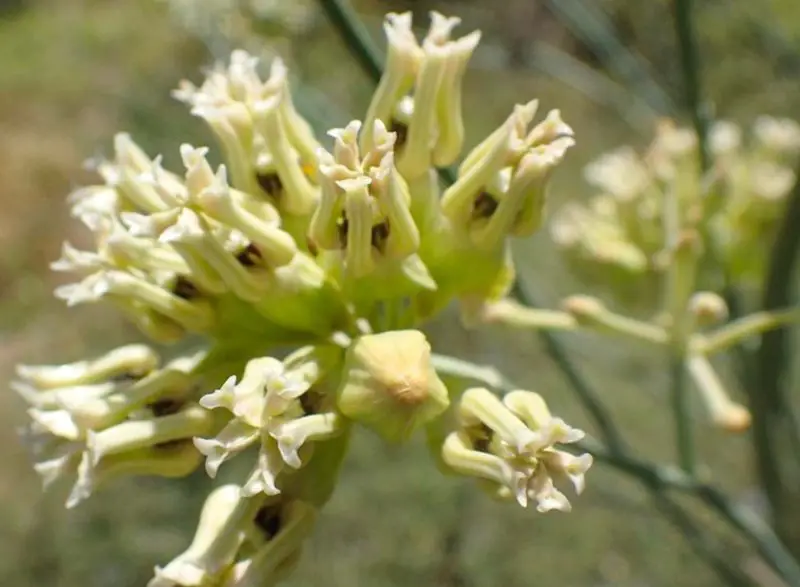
[442,387,592,511]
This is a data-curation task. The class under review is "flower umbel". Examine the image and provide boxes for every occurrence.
[12,10,586,587]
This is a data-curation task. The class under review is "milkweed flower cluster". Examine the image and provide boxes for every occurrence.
[503,117,800,438]
[550,117,800,293]
[12,11,591,586]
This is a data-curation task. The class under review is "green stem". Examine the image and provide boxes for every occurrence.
[317,0,382,83]
[753,168,800,556]
[649,494,755,587]
[697,307,800,355]
[672,0,710,171]
[670,353,695,474]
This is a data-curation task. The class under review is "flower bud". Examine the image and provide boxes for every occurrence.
[16,344,159,390]
[361,12,423,157]
[86,403,213,466]
[336,330,449,443]
[252,96,319,216]
[192,164,298,268]
[108,134,179,213]
[687,355,752,433]
[688,291,729,328]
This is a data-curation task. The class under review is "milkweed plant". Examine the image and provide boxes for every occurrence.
[12,7,800,586]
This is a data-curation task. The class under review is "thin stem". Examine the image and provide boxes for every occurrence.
[649,494,755,587]
[482,298,578,331]
[672,0,710,171]
[753,167,800,555]
[317,0,382,83]
[670,354,695,474]
[697,307,800,355]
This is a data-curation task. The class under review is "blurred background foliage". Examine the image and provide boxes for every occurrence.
[2,0,800,585]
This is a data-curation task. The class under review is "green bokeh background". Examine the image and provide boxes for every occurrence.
[2,0,799,585]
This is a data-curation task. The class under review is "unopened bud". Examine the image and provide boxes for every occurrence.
[336,330,449,442]
[689,292,729,327]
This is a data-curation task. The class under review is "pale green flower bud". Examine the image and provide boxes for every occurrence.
[427,14,481,167]
[13,380,117,411]
[55,269,215,333]
[252,96,319,216]
[106,133,176,213]
[68,184,120,229]
[16,344,159,389]
[50,241,107,275]
[63,366,195,431]
[688,291,729,328]
[161,208,272,304]
[361,12,423,156]
[86,402,212,466]
[104,223,196,277]
[442,387,591,511]
[193,164,298,268]
[336,330,449,443]
[441,103,574,250]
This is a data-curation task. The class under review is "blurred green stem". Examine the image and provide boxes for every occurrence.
[317,0,381,81]
[541,0,675,115]
[670,354,695,473]
[753,168,800,557]
[672,0,710,171]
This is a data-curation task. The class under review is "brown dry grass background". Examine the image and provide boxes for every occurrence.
[2,0,800,585]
